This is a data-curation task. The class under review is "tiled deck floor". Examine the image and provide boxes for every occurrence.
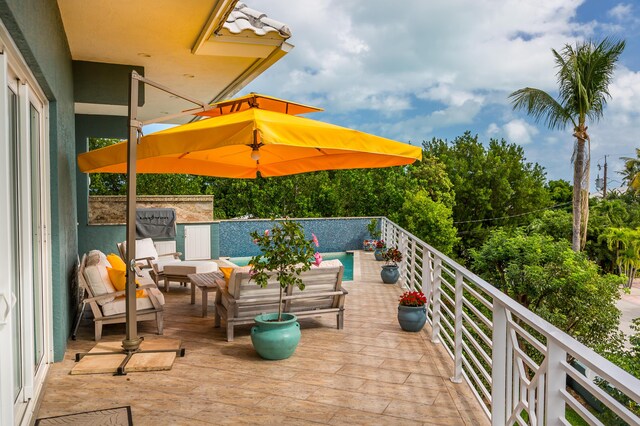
[37,252,489,425]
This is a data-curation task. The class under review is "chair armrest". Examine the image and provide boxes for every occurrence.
[84,291,125,303]
[341,289,349,295]
[137,283,158,290]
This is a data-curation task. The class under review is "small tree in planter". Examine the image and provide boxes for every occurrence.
[381,247,402,284]
[364,218,381,251]
[248,220,320,359]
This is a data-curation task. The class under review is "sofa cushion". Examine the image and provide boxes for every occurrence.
[163,260,218,276]
[136,238,159,260]
[83,250,116,305]
[311,259,343,269]
[101,294,152,316]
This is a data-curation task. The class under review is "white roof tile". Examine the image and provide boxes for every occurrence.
[223,2,291,39]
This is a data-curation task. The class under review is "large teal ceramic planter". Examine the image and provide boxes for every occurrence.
[398,305,427,332]
[380,265,400,284]
[251,313,301,360]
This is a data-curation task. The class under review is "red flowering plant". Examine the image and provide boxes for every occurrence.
[383,246,402,266]
[375,240,386,249]
[399,291,427,307]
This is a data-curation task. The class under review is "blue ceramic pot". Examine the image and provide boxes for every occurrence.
[380,265,399,284]
[251,313,301,360]
[374,249,384,261]
[397,305,427,332]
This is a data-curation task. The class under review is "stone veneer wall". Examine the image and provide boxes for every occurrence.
[89,195,214,224]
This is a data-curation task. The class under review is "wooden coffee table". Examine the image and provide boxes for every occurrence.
[188,272,223,317]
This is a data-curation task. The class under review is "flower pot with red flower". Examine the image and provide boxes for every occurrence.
[374,240,386,261]
[398,291,427,332]
[364,218,381,251]
[249,221,321,360]
[380,247,402,284]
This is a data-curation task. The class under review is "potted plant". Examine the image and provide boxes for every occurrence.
[374,240,386,261]
[381,246,402,284]
[248,220,320,360]
[364,218,381,251]
[397,291,427,332]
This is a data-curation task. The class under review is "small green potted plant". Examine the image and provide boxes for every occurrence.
[249,220,320,360]
[364,218,381,251]
[381,246,402,284]
[374,239,386,261]
[397,291,427,332]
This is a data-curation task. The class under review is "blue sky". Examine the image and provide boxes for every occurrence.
[232,0,640,192]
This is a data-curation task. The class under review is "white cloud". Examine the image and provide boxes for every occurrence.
[608,3,633,20]
[485,119,539,145]
[242,0,639,183]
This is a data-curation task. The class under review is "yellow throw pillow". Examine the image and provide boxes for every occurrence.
[106,253,127,271]
[219,267,234,285]
[106,267,144,298]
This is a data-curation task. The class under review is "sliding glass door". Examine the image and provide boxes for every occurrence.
[0,27,52,425]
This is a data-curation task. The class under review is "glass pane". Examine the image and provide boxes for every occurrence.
[8,88,23,402]
[30,104,44,370]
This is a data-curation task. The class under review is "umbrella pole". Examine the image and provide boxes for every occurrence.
[74,71,188,375]
[122,70,142,352]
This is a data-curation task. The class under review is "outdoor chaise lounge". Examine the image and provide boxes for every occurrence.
[118,238,218,292]
[78,250,165,340]
[214,260,347,341]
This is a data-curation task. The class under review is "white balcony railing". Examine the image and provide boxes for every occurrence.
[381,218,640,426]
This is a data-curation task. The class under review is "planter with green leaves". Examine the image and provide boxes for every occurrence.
[249,220,320,360]
[381,247,402,284]
[397,291,427,332]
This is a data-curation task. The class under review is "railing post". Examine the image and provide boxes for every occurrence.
[409,241,417,290]
[422,249,432,309]
[399,233,407,287]
[545,338,566,423]
[431,257,442,344]
[451,270,463,383]
[491,301,508,426]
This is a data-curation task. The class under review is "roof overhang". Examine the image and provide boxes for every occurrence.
[57,0,292,123]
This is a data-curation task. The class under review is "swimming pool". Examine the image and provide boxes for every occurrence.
[227,251,354,281]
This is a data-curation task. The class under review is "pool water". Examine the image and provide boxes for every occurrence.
[227,252,354,281]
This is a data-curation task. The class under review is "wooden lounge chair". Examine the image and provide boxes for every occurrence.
[117,238,218,292]
[214,260,347,341]
[78,251,165,340]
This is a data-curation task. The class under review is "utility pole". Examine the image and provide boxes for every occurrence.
[603,155,608,197]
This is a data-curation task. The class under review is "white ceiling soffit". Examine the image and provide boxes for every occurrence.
[57,0,293,123]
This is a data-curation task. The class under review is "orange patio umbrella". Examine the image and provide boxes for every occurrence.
[77,96,422,178]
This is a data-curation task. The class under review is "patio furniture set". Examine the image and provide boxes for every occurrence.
[76,238,348,343]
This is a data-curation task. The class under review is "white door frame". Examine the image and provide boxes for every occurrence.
[0,20,53,426]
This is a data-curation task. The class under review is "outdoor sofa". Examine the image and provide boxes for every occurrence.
[214,260,347,341]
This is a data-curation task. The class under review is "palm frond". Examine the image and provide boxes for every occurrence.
[509,88,574,130]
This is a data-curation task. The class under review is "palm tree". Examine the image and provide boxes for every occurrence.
[621,148,640,192]
[510,38,625,251]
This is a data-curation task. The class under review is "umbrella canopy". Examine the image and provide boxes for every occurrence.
[194,93,323,117]
[78,107,422,178]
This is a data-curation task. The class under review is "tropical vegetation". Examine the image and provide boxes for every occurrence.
[510,38,625,252]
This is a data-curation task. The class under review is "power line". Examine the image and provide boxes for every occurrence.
[453,201,573,225]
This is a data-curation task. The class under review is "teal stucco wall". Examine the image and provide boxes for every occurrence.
[1,0,77,361]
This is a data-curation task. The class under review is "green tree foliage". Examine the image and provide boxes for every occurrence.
[391,190,459,255]
[510,38,626,251]
[471,230,623,348]
[424,132,550,258]
[602,227,640,288]
[528,209,572,242]
[621,148,640,193]
[546,179,573,206]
